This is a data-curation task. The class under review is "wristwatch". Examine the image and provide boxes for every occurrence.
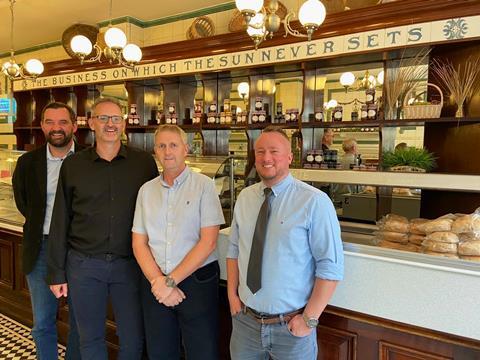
[165,275,177,288]
[302,313,319,329]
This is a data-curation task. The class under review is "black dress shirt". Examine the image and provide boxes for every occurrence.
[47,145,159,284]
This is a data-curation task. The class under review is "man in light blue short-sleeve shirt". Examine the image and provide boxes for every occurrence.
[132,124,224,360]
[227,126,344,360]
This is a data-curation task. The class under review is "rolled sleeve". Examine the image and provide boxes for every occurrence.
[309,193,344,281]
[227,215,240,259]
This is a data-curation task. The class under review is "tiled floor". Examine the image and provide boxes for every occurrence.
[0,313,66,360]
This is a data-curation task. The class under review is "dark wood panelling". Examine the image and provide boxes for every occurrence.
[0,239,14,290]
[317,325,357,360]
[379,341,452,360]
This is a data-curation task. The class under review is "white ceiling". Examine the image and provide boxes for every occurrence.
[0,0,230,55]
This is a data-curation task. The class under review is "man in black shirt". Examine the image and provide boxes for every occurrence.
[47,97,158,360]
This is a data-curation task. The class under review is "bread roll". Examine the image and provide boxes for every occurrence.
[408,234,426,245]
[459,255,480,262]
[409,218,428,235]
[422,240,457,253]
[458,241,480,256]
[375,231,408,244]
[425,232,459,244]
[424,251,459,259]
[459,232,480,242]
[418,218,453,234]
[452,214,480,234]
[378,214,409,233]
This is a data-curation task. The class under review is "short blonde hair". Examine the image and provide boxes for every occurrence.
[154,124,187,144]
[342,138,357,153]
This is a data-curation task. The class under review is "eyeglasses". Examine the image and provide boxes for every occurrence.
[92,115,124,124]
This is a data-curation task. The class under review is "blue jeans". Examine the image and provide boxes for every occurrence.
[230,310,317,360]
[26,239,81,360]
[141,261,220,360]
[66,250,144,360]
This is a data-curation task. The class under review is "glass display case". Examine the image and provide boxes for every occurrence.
[0,149,25,226]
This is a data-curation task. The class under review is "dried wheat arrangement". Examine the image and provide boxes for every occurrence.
[431,56,480,117]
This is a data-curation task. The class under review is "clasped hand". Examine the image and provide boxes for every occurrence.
[151,276,186,307]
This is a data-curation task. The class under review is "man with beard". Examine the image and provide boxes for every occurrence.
[13,102,82,359]
[47,97,158,360]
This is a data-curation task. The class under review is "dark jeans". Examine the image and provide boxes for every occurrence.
[141,261,220,360]
[26,239,81,360]
[66,250,144,360]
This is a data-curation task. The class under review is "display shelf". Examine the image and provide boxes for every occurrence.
[289,168,480,192]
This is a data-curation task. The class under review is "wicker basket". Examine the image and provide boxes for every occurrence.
[186,16,215,40]
[403,83,443,119]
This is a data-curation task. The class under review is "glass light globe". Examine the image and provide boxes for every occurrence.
[247,25,265,38]
[377,70,384,85]
[122,44,142,63]
[235,0,263,13]
[105,27,127,49]
[327,99,338,109]
[237,82,250,98]
[249,12,265,27]
[299,0,326,27]
[340,72,355,87]
[71,35,93,55]
[368,75,377,88]
[25,59,44,75]
[2,61,20,77]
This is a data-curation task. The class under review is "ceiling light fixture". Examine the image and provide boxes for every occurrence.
[70,0,142,69]
[236,0,326,49]
[1,0,44,81]
[340,70,384,92]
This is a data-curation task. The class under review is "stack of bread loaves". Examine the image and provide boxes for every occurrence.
[408,218,428,251]
[375,214,418,252]
[451,211,480,262]
[418,215,459,258]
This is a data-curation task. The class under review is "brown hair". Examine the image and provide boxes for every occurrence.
[41,102,76,123]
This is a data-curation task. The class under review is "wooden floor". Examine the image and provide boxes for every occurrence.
[0,313,66,360]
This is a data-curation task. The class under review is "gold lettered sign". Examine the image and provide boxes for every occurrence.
[13,16,479,91]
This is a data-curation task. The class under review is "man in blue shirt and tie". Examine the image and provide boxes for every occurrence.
[227,126,344,359]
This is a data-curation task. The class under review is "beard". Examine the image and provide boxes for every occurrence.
[46,130,73,148]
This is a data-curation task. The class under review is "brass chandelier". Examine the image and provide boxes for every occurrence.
[235,0,327,48]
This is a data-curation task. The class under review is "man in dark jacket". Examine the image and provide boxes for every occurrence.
[13,102,82,360]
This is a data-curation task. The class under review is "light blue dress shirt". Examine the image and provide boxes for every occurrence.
[227,173,344,314]
[132,166,225,274]
[43,143,75,235]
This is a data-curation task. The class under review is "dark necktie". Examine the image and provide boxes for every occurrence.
[247,187,272,294]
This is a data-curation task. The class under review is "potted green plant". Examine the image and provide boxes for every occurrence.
[381,147,437,172]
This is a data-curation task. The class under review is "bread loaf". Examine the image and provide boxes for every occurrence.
[458,241,480,256]
[375,231,408,244]
[408,234,426,245]
[459,232,480,242]
[459,255,480,262]
[418,218,453,234]
[425,232,459,244]
[422,240,457,253]
[424,251,459,259]
[378,214,409,233]
[452,214,480,234]
[409,218,428,235]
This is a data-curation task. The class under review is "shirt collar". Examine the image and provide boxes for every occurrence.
[259,173,293,197]
[159,165,190,188]
[89,144,127,161]
[46,142,75,161]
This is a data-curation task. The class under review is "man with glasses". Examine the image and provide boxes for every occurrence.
[13,102,82,360]
[47,97,158,360]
